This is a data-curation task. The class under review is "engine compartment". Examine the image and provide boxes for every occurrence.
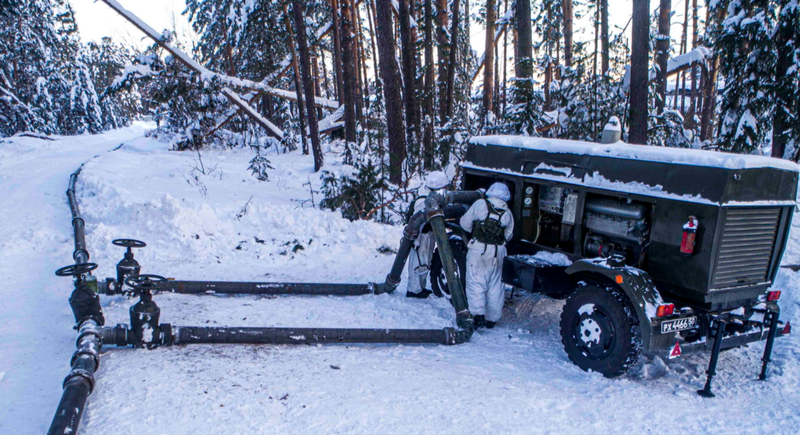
[521,184,652,266]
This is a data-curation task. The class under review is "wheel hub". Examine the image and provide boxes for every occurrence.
[580,318,602,346]
[573,306,617,360]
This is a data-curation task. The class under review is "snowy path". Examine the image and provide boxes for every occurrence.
[0,124,153,433]
[2,127,800,433]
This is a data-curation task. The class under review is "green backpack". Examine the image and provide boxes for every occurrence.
[472,200,506,245]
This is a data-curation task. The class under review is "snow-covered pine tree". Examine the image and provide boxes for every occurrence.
[772,0,800,159]
[0,0,110,137]
[87,37,141,130]
[713,0,778,154]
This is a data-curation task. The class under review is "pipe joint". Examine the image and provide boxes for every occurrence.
[63,368,96,395]
[70,348,100,371]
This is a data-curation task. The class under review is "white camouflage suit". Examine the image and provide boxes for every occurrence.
[459,190,514,322]
[407,196,435,294]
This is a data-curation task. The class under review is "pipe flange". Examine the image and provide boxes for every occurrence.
[76,328,102,348]
[63,369,96,394]
[70,349,100,371]
[72,249,90,262]
[402,227,419,240]
[426,209,444,221]
[160,324,173,346]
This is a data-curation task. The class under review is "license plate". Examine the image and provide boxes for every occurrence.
[661,317,698,334]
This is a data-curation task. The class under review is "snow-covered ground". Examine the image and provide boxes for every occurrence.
[2,125,800,434]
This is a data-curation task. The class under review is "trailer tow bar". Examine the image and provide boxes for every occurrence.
[697,319,726,398]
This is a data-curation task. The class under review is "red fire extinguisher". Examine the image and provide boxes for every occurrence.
[680,216,698,256]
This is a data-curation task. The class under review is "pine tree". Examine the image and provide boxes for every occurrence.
[714,0,778,154]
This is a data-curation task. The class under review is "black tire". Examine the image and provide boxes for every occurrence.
[430,237,468,298]
[559,284,642,378]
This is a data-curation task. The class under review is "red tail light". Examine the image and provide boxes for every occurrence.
[782,321,791,335]
[767,291,781,302]
[656,304,675,317]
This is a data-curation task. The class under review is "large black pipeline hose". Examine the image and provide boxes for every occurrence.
[162,281,374,296]
[378,202,472,294]
[48,320,103,435]
[67,169,89,265]
[49,166,104,435]
[171,326,469,345]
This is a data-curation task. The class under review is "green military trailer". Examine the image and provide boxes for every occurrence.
[438,135,798,384]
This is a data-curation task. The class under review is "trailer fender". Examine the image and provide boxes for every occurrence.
[565,259,666,352]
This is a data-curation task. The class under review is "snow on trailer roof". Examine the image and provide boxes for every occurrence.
[464,136,799,205]
[469,136,800,172]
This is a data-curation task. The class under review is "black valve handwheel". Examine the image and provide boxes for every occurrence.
[55,263,99,277]
[112,239,146,248]
[125,274,167,289]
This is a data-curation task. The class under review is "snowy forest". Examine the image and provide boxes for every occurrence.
[1,0,799,221]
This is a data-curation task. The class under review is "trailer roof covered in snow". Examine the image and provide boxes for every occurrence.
[464,136,799,205]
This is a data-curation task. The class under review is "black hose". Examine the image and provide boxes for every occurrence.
[172,326,465,345]
[377,202,472,295]
[163,281,374,296]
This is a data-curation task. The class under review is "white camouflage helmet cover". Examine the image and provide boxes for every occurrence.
[425,171,449,190]
[486,182,511,202]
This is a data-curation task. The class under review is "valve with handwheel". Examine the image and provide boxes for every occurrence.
[125,274,166,348]
[106,239,147,294]
[55,263,105,326]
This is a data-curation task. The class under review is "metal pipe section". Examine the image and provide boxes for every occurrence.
[97,324,471,346]
[426,194,473,331]
[48,320,103,435]
[173,326,468,345]
[375,192,480,295]
[162,281,374,296]
[67,168,89,265]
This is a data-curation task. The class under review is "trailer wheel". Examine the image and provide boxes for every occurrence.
[430,237,468,298]
[559,284,642,378]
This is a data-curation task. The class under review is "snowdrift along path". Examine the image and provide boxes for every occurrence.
[2,126,800,434]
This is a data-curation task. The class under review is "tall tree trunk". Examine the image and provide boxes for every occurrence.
[601,0,609,74]
[655,0,671,114]
[688,0,699,119]
[515,0,533,98]
[436,0,449,124]
[700,5,723,142]
[629,0,650,145]
[483,0,496,119]
[284,8,309,155]
[312,55,323,118]
[441,0,460,167]
[399,0,419,147]
[443,0,460,120]
[346,0,364,120]
[770,2,797,159]
[676,0,689,112]
[292,0,323,171]
[423,0,435,169]
[330,0,345,102]
[375,0,408,183]
[562,0,573,68]
[340,0,359,148]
